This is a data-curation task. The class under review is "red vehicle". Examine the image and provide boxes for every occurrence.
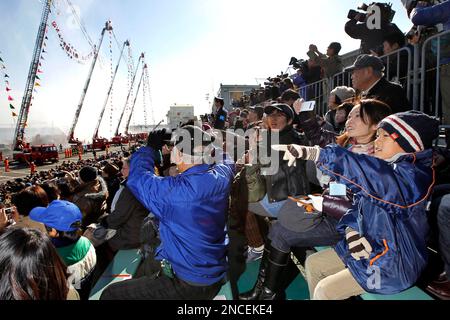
[90,138,109,151]
[128,133,149,143]
[111,135,129,146]
[13,144,59,165]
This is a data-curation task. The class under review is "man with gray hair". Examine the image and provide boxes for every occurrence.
[346,54,410,113]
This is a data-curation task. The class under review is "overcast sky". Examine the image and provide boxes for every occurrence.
[0,0,412,143]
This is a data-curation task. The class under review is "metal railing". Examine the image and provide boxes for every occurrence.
[295,32,450,121]
[420,29,450,118]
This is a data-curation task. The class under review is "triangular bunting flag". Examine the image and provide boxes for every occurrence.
[35,82,41,87]
[37,69,43,73]
[45,36,48,40]
[0,58,3,62]
[42,49,46,53]
[5,80,9,85]
[36,75,41,80]
[6,87,11,92]
[40,56,45,61]
[8,96,13,101]
[39,62,42,66]
[43,42,47,47]
[4,74,9,78]
[1,64,5,69]
[9,104,15,110]
[12,112,17,117]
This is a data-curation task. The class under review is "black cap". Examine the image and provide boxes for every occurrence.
[345,54,385,73]
[171,125,215,156]
[264,103,295,120]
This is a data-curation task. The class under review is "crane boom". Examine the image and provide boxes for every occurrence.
[125,64,146,135]
[68,20,113,143]
[93,40,130,140]
[115,53,144,137]
[13,0,52,150]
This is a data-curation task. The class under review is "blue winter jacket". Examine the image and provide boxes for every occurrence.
[411,0,450,32]
[127,146,235,286]
[411,0,450,64]
[316,145,433,294]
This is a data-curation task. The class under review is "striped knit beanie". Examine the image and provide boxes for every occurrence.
[378,111,440,153]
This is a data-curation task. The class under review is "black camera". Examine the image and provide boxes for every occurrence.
[348,2,395,24]
[348,9,367,22]
[289,57,307,71]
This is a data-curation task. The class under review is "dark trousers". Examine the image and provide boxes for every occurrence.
[432,184,450,280]
[100,255,223,300]
[268,217,341,253]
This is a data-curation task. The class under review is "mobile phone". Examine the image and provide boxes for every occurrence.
[300,101,316,112]
[4,207,14,219]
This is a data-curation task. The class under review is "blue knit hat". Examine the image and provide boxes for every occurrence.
[378,111,440,153]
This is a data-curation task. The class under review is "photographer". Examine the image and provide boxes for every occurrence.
[345,2,403,54]
[308,42,343,78]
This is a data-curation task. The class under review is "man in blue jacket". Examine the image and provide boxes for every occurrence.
[100,126,235,300]
[276,111,439,299]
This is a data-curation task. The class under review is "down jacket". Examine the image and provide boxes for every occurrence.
[316,146,433,294]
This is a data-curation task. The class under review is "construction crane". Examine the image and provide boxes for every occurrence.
[92,40,130,140]
[125,64,146,135]
[12,0,52,151]
[114,53,145,137]
[68,20,113,144]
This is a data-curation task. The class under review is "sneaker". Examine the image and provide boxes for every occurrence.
[246,246,264,263]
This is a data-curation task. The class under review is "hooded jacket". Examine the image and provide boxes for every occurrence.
[316,146,433,294]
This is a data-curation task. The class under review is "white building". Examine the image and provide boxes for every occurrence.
[166,104,195,129]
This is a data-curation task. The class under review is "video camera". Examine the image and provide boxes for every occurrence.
[289,57,308,71]
[347,2,395,24]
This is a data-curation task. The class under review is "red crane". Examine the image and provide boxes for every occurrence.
[68,20,113,144]
[12,0,51,151]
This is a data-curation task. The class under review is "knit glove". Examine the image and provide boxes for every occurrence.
[272,144,321,167]
[345,227,373,261]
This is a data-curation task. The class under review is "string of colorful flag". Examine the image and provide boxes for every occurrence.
[108,29,114,134]
[0,50,18,117]
[51,20,94,64]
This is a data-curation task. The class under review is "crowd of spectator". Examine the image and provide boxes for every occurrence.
[0,0,449,301]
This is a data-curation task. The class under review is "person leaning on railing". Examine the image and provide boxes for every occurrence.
[403,0,450,146]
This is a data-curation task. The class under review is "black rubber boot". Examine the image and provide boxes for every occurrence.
[259,246,291,300]
[238,242,271,300]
